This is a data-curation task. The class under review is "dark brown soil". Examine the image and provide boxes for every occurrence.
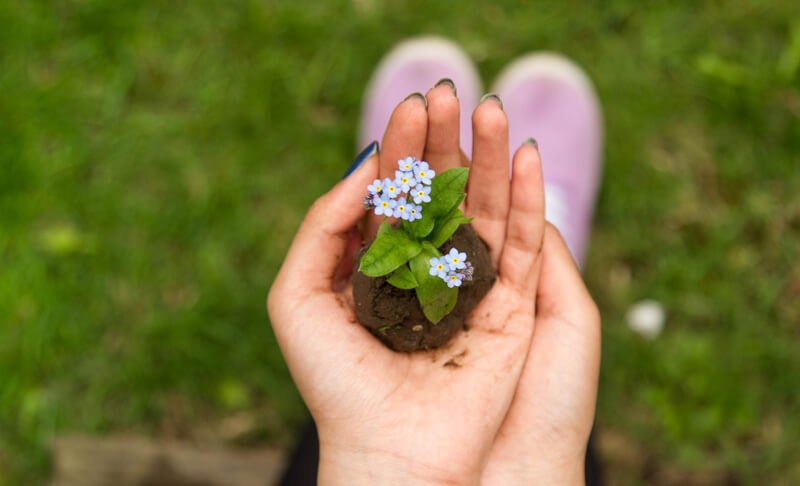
[352,224,496,352]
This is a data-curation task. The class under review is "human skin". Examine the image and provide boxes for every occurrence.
[267,84,600,485]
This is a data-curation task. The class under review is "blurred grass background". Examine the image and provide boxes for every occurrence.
[1,0,798,484]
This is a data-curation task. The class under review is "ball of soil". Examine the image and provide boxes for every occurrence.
[352,224,496,352]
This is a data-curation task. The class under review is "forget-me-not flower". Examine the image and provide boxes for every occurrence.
[413,162,435,185]
[374,194,397,216]
[367,179,384,197]
[411,184,431,204]
[446,273,463,288]
[383,178,400,199]
[395,170,415,193]
[393,197,411,220]
[429,256,448,278]
[398,156,417,172]
[445,248,467,270]
[407,204,423,221]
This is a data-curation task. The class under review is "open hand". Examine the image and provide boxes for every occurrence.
[267,82,600,485]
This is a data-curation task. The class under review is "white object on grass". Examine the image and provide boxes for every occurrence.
[626,300,665,340]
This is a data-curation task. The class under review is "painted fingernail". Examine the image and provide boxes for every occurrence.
[342,140,379,179]
[480,93,503,110]
[434,78,457,96]
[523,137,539,150]
[404,92,428,109]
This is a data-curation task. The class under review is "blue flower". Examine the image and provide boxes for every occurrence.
[374,194,397,216]
[407,203,423,221]
[411,184,432,204]
[393,197,411,220]
[398,156,417,172]
[413,162,435,185]
[367,179,384,196]
[445,272,463,288]
[383,178,400,199]
[395,170,416,193]
[445,248,467,270]
[428,256,448,278]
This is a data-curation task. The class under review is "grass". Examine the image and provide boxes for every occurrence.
[1,0,798,484]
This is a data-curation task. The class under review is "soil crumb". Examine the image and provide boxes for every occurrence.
[443,349,467,368]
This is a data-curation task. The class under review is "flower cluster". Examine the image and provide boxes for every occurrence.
[429,248,474,288]
[363,157,435,221]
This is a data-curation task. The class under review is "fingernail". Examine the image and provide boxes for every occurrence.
[342,140,379,179]
[404,92,428,109]
[480,93,503,110]
[435,78,457,96]
[523,137,539,150]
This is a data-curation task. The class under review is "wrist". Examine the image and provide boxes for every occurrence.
[318,439,478,486]
[482,448,586,486]
[525,457,586,486]
[485,466,584,486]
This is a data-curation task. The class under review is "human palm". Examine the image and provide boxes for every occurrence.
[268,84,599,485]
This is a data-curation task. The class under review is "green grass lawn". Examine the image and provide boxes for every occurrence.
[1,1,799,484]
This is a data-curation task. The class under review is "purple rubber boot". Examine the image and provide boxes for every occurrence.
[358,36,483,155]
[491,53,603,267]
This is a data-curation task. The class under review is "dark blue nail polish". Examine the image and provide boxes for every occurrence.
[523,137,539,149]
[435,78,457,96]
[404,92,428,109]
[342,141,379,179]
[479,93,504,110]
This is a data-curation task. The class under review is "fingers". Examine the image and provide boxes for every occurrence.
[465,97,510,267]
[423,80,463,173]
[272,153,379,298]
[499,142,546,292]
[364,95,428,237]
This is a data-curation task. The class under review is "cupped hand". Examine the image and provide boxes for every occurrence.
[268,83,549,485]
[480,223,601,485]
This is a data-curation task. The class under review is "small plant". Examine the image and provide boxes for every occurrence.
[358,156,473,324]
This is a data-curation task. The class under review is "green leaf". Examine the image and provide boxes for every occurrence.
[426,168,468,217]
[376,221,393,238]
[429,207,472,248]
[407,208,436,239]
[426,188,465,219]
[409,253,459,324]
[386,264,418,289]
[434,167,469,193]
[421,240,440,255]
[359,225,422,277]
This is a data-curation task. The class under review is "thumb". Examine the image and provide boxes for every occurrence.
[537,224,599,326]
[272,146,379,299]
[529,223,601,419]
